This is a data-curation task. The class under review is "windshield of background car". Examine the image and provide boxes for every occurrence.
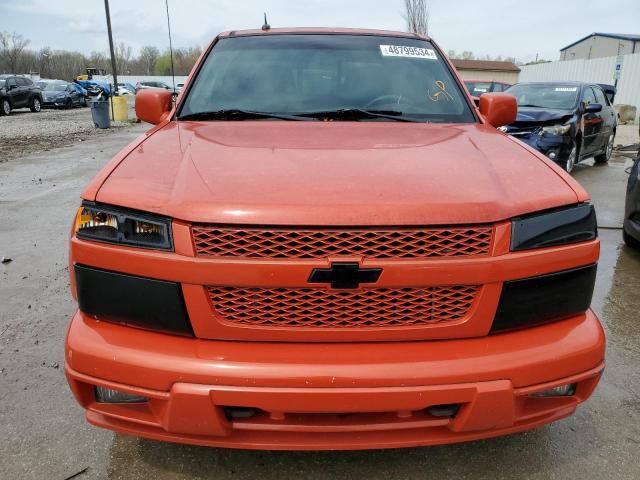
[41,83,68,91]
[181,34,475,123]
[0,80,4,88]
[464,81,493,96]
[505,83,579,110]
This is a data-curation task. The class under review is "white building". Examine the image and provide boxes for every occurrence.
[560,33,640,61]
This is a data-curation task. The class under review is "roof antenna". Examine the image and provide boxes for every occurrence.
[262,13,271,31]
[165,0,176,95]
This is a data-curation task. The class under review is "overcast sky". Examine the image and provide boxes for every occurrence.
[2,0,639,63]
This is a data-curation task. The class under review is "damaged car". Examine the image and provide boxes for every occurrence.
[502,82,616,173]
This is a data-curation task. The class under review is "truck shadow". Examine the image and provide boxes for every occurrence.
[106,419,601,480]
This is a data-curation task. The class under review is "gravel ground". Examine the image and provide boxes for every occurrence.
[0,98,137,163]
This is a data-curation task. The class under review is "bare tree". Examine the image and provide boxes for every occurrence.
[38,47,51,78]
[0,32,30,73]
[115,42,132,74]
[404,0,431,36]
[138,46,159,75]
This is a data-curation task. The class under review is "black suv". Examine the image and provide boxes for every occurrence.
[501,82,617,173]
[0,75,43,116]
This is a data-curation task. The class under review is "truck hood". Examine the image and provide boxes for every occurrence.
[93,121,580,225]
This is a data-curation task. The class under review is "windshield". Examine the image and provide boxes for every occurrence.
[464,81,492,96]
[0,80,4,88]
[40,82,68,91]
[181,34,475,123]
[505,83,579,110]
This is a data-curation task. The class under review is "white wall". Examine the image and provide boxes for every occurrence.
[118,75,188,86]
[520,53,640,122]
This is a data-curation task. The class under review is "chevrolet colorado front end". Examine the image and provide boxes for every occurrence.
[65,28,604,450]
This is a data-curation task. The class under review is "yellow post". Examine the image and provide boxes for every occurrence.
[109,96,128,122]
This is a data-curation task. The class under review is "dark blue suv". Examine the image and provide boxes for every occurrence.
[501,82,617,173]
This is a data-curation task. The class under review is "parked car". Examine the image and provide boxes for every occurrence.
[0,74,43,115]
[66,28,604,450]
[117,82,136,95]
[38,80,84,108]
[464,79,511,96]
[67,82,89,106]
[624,157,640,249]
[597,83,616,104]
[502,81,617,172]
[135,81,172,92]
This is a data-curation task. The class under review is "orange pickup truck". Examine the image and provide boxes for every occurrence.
[65,28,604,450]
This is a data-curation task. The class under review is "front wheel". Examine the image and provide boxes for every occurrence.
[30,97,41,113]
[594,133,614,164]
[563,145,577,173]
[0,98,11,116]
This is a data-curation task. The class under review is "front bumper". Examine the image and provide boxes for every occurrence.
[510,132,573,167]
[42,100,67,107]
[65,309,605,450]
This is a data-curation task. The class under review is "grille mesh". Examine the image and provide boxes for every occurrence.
[192,226,493,259]
[207,286,480,329]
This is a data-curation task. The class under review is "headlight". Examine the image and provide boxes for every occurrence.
[539,124,571,136]
[511,204,597,251]
[75,203,172,250]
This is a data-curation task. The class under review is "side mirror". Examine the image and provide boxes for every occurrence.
[584,103,602,114]
[135,89,173,124]
[479,93,517,128]
[9,84,17,90]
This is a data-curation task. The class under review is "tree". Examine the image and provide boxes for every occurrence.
[154,52,173,76]
[38,47,51,78]
[115,42,132,74]
[525,58,551,65]
[138,46,159,75]
[155,47,201,76]
[0,32,30,73]
[88,51,109,72]
[404,0,431,36]
[447,50,518,64]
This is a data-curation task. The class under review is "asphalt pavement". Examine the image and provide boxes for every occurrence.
[0,124,639,480]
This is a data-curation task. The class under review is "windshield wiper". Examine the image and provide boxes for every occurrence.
[518,104,547,108]
[297,108,424,122]
[178,109,311,121]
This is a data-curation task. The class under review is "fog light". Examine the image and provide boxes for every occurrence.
[95,386,147,403]
[529,383,576,398]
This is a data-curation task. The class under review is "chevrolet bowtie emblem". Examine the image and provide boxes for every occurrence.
[308,262,383,289]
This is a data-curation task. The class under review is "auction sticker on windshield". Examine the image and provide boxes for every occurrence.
[380,45,437,59]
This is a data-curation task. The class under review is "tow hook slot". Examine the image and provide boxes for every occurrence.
[224,407,258,420]
[426,404,461,418]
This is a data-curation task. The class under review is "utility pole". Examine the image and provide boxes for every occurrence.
[103,0,118,97]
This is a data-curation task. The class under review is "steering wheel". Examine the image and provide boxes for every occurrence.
[364,94,404,109]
